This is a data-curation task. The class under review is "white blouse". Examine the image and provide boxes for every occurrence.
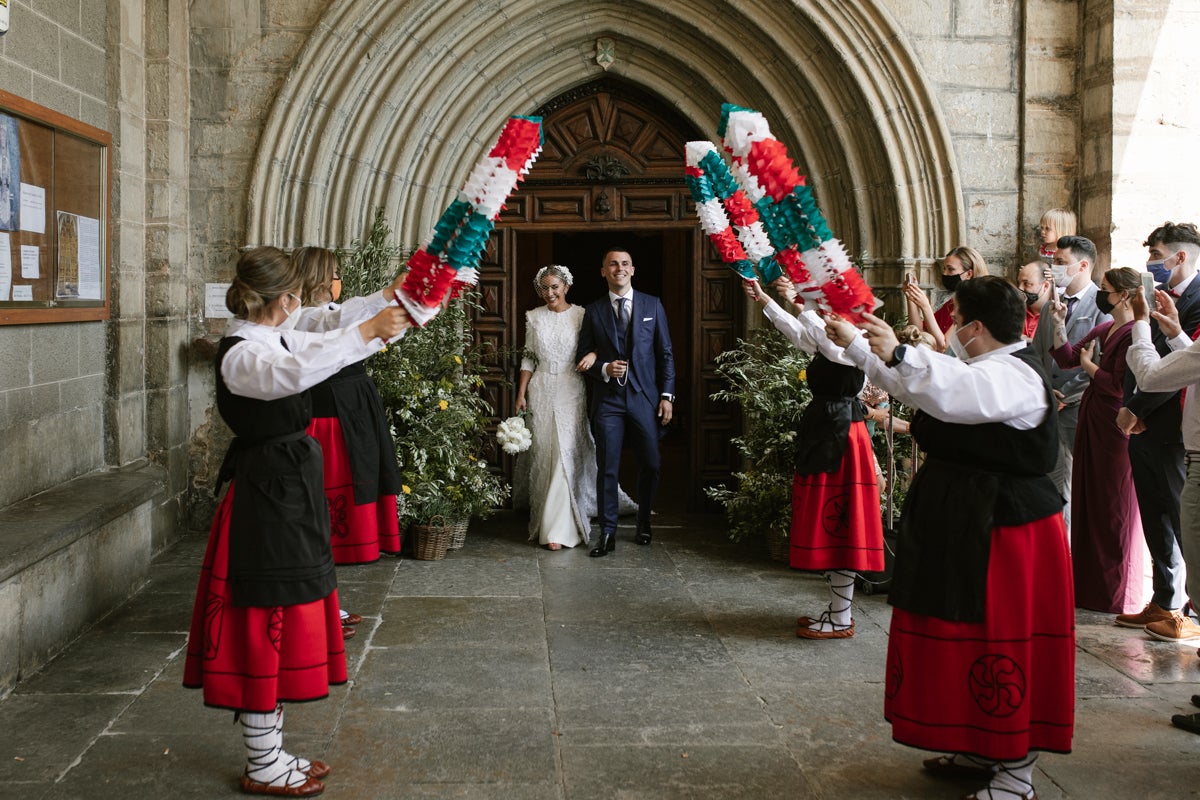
[842,335,1049,430]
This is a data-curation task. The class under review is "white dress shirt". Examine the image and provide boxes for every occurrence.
[1127,319,1200,449]
[842,336,1049,430]
[221,314,388,401]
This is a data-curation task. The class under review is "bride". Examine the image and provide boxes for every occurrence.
[514,265,635,549]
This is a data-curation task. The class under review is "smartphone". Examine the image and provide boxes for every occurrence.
[1141,270,1156,300]
[903,272,915,287]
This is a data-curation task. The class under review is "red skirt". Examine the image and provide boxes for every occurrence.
[885,514,1075,760]
[183,484,348,713]
[790,421,884,572]
[307,416,401,564]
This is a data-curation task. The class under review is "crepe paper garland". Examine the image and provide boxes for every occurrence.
[684,141,783,283]
[716,103,877,321]
[397,115,544,325]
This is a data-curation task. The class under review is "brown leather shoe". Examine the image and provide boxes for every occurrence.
[1146,612,1200,642]
[795,620,854,639]
[795,616,814,628]
[239,773,325,796]
[341,626,356,640]
[341,612,364,626]
[1115,601,1173,629]
[303,760,330,780]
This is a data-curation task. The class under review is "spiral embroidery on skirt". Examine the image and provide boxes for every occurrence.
[969,654,1027,718]
[328,494,349,539]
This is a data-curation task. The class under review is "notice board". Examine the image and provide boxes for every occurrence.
[0,88,111,324]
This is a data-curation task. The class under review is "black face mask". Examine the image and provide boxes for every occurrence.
[941,273,964,292]
[1095,291,1119,315]
[1022,289,1040,307]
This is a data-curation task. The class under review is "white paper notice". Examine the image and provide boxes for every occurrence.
[20,245,38,279]
[205,283,233,318]
[0,232,10,301]
[19,184,45,234]
[12,285,32,301]
[75,216,101,299]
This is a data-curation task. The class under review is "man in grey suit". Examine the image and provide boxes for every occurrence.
[1032,235,1110,532]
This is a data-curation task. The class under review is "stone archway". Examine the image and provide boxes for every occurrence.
[245,0,963,283]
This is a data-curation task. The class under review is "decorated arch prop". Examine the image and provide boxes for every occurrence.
[685,103,877,321]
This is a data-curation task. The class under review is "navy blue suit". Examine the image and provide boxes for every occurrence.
[1124,276,1200,609]
[576,290,675,534]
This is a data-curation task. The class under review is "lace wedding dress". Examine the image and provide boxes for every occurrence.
[514,305,636,547]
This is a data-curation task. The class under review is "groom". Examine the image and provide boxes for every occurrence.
[576,247,676,557]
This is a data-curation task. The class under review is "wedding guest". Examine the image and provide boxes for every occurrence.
[904,246,989,350]
[1050,267,1145,613]
[295,246,405,638]
[1016,261,1052,340]
[183,246,410,797]
[827,276,1073,800]
[1037,208,1077,262]
[745,277,883,639]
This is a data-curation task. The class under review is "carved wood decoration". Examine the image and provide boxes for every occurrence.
[484,81,743,512]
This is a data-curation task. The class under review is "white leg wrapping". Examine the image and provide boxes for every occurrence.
[241,705,308,788]
[811,570,856,633]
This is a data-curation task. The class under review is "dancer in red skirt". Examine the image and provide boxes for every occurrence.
[745,278,884,640]
[184,246,411,797]
[295,247,404,639]
[828,275,1074,800]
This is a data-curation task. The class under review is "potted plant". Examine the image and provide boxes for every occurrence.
[705,324,813,560]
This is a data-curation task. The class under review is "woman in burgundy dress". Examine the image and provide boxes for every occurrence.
[184,247,409,796]
[1051,267,1146,613]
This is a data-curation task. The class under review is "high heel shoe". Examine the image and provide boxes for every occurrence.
[589,531,615,557]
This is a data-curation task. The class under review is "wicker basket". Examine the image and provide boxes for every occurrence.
[446,519,469,550]
[412,515,452,561]
[765,527,790,563]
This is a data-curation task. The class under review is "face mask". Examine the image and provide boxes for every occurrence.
[1094,290,1123,315]
[277,293,302,330]
[1050,262,1073,288]
[1022,289,1040,307]
[948,323,978,360]
[1146,258,1173,284]
[940,273,964,292]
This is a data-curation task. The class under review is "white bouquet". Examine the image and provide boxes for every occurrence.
[496,413,532,454]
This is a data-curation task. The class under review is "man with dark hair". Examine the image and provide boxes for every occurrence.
[1032,235,1110,533]
[1116,222,1200,638]
[825,274,1073,800]
[576,248,675,556]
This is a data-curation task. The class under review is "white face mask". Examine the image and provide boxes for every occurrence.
[948,323,978,360]
[276,293,302,330]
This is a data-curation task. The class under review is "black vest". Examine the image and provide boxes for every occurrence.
[889,346,1062,622]
[793,354,866,475]
[215,336,337,608]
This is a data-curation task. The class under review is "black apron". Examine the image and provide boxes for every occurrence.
[215,336,337,608]
[309,362,402,504]
[793,354,866,475]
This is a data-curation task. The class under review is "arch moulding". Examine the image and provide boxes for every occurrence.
[245,0,963,278]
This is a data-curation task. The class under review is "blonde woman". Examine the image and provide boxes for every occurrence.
[904,246,989,351]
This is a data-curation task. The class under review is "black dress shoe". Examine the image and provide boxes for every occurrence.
[589,531,615,557]
[635,522,652,546]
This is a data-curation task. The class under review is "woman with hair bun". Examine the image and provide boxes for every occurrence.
[904,246,989,352]
[183,246,410,797]
[514,264,635,549]
[294,246,403,639]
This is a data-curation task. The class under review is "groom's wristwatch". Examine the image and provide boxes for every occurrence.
[661,393,675,403]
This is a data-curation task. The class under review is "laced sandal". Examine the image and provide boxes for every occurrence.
[795,610,854,640]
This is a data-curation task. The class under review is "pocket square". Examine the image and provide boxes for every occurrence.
[642,316,653,322]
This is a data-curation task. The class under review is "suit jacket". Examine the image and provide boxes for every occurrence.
[1032,282,1110,407]
[576,289,676,416]
[1123,274,1200,443]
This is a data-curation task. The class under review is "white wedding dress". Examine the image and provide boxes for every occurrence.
[514,305,636,547]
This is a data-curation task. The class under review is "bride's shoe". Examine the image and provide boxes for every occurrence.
[547,543,561,551]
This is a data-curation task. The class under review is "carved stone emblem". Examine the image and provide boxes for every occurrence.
[596,37,615,71]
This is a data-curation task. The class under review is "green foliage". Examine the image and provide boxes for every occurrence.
[704,325,813,541]
[338,210,509,527]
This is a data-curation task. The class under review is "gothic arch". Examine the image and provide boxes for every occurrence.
[245,0,962,273]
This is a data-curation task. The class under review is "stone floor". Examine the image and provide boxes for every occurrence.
[2,510,1200,799]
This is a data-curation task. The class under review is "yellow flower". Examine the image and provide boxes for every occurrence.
[438,399,449,410]
[401,485,411,494]
[468,455,477,461]
[798,370,807,382]
[454,355,463,365]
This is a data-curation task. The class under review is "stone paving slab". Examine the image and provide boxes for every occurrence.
[3,510,1200,799]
